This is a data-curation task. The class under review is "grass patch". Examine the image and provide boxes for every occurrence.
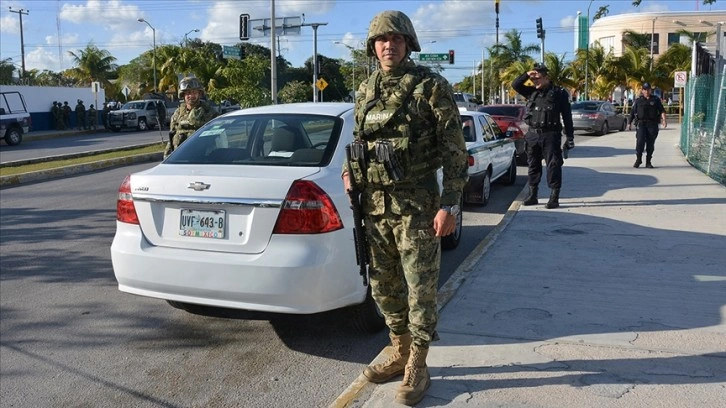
[0,143,165,177]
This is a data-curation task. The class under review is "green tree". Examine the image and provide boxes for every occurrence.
[278,80,311,103]
[0,58,16,84]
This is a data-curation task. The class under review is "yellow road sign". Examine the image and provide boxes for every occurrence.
[316,78,328,91]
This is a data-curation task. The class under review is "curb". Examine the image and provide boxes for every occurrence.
[0,152,162,187]
[328,184,528,408]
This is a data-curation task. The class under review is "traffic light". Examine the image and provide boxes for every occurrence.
[536,18,544,39]
[239,45,245,60]
[239,13,250,41]
[448,49,455,65]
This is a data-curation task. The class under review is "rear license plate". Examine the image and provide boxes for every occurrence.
[179,209,226,239]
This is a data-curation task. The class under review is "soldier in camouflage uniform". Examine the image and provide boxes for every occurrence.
[342,10,468,406]
[164,76,217,158]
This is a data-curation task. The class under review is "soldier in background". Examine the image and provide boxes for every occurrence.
[164,77,216,158]
[342,10,468,406]
[51,102,64,130]
[62,101,72,129]
[87,104,98,130]
[75,100,87,130]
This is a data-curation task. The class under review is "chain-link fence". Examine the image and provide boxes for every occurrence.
[680,70,726,185]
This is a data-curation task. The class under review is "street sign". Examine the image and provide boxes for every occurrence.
[316,78,328,91]
[91,81,100,93]
[674,71,687,88]
[418,53,449,62]
[122,86,130,99]
[223,45,241,60]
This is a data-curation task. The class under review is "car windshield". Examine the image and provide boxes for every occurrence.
[121,102,146,110]
[165,113,343,167]
[479,106,522,117]
[571,102,600,111]
[454,94,465,102]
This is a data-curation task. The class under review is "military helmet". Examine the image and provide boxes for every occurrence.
[365,10,421,57]
[178,76,204,98]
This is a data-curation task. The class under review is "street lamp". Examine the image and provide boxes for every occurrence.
[137,18,157,92]
[184,28,199,47]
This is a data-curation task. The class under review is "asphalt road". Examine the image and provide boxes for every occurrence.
[0,160,527,408]
[0,129,166,164]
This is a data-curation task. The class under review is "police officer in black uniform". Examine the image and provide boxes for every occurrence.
[512,63,574,209]
[628,82,666,168]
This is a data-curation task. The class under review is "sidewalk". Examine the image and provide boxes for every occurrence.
[336,126,726,407]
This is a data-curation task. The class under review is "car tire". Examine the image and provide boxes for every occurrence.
[349,287,386,333]
[620,119,627,131]
[476,171,492,206]
[516,151,528,166]
[166,300,204,313]
[4,127,23,146]
[499,156,517,186]
[598,122,609,136]
[441,196,463,250]
[137,118,148,131]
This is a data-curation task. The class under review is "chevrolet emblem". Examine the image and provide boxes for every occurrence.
[187,181,211,191]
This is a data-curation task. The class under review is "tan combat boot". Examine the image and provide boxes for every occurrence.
[395,345,431,406]
[363,332,412,383]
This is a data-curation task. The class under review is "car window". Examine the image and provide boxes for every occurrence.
[479,106,522,118]
[571,102,599,111]
[461,116,476,142]
[166,114,342,167]
[454,93,464,102]
[478,116,496,142]
[483,115,505,139]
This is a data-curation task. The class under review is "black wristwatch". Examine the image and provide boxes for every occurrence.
[441,205,461,217]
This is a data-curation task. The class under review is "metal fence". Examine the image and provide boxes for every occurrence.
[679,69,726,185]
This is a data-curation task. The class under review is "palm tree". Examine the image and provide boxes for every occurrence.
[490,29,540,102]
[67,42,117,87]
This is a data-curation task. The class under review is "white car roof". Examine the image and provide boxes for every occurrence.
[226,102,354,117]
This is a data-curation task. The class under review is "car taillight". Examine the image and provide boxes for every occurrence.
[584,113,601,119]
[273,180,343,234]
[116,175,139,225]
[467,155,475,167]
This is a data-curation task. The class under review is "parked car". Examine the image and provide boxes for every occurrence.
[571,100,627,136]
[460,111,517,206]
[0,91,31,146]
[107,99,164,132]
[454,92,479,111]
[477,104,529,165]
[110,102,461,333]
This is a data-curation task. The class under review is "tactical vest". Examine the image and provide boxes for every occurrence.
[635,96,660,122]
[350,65,442,188]
[525,86,564,129]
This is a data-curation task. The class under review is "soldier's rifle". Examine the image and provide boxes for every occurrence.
[345,144,370,286]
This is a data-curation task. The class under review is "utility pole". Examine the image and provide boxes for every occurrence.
[8,7,29,81]
[585,0,594,100]
[270,0,277,104]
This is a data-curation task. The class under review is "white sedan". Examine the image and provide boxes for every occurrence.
[110,102,460,333]
[460,111,518,205]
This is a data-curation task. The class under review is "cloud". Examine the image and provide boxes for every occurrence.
[60,0,143,32]
[1,14,19,34]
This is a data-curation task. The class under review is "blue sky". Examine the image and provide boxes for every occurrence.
[1,0,722,86]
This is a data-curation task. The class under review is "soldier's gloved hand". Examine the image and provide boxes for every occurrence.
[564,138,575,150]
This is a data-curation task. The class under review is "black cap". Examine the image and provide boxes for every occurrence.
[533,63,549,74]
[642,82,651,89]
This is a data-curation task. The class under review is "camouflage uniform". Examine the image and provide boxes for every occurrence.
[348,12,468,348]
[87,105,98,130]
[164,77,216,158]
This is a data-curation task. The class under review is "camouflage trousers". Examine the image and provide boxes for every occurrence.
[364,188,441,348]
